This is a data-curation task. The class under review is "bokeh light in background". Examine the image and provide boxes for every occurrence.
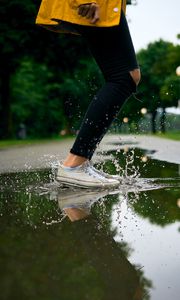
[140,108,147,115]
[123,117,129,123]
[176,66,180,76]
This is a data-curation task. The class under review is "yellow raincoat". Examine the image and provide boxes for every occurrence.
[36,0,127,35]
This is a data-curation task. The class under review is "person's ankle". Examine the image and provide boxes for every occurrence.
[63,159,88,168]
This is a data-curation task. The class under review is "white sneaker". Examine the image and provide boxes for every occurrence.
[56,160,120,189]
[88,160,121,181]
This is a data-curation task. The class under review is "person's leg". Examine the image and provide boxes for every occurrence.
[63,11,141,167]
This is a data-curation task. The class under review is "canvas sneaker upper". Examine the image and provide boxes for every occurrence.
[56,160,120,188]
[88,160,121,181]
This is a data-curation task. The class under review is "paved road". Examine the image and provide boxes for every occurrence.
[0,135,180,173]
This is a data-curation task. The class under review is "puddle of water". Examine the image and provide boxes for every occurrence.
[0,148,180,300]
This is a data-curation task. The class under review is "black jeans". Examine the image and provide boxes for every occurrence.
[69,11,139,160]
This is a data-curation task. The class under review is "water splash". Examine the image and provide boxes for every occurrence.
[123,148,140,179]
[1,146,180,228]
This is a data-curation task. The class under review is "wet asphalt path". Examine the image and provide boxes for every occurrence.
[0,135,180,173]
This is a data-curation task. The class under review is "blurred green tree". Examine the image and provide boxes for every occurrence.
[1,0,179,138]
[160,75,180,132]
[11,58,66,137]
[0,0,89,138]
[137,40,180,133]
[11,56,102,137]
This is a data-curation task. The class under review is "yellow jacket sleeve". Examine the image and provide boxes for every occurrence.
[72,1,98,7]
[74,0,127,12]
[36,0,127,32]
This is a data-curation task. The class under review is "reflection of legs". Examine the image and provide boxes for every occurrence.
[63,11,141,167]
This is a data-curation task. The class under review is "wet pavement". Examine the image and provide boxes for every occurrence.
[0,135,180,173]
[0,144,180,300]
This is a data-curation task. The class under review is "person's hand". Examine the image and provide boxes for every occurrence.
[77,2,100,24]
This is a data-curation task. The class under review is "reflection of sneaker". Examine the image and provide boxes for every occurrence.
[88,161,121,181]
[58,189,112,213]
[56,160,120,189]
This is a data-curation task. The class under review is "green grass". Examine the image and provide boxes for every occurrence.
[1,131,179,149]
[155,132,180,141]
[0,135,74,149]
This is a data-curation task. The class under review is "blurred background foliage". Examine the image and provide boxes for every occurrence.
[0,0,180,139]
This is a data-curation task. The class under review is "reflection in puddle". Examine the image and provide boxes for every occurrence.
[0,148,180,300]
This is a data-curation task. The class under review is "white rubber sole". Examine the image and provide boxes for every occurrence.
[56,177,119,189]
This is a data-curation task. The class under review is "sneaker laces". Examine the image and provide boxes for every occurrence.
[83,161,108,181]
[88,161,110,178]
